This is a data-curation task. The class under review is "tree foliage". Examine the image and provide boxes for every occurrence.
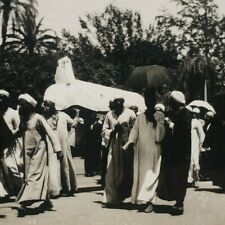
[0,51,58,105]
[1,1,225,104]
[5,9,58,55]
[61,4,179,87]
[0,0,37,49]
[154,0,225,100]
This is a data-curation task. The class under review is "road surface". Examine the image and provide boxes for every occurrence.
[1,157,225,225]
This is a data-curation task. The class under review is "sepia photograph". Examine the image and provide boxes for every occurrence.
[0,0,225,224]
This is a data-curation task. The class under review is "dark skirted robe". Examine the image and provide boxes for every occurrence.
[84,119,103,176]
[157,107,192,204]
[203,116,225,188]
[102,108,136,204]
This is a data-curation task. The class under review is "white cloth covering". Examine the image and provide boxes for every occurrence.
[18,94,37,107]
[123,112,165,204]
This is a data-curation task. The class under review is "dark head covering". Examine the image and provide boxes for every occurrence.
[43,100,55,108]
[113,98,125,107]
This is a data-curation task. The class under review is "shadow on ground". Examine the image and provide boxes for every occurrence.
[195,188,225,193]
[78,186,102,193]
[153,204,172,214]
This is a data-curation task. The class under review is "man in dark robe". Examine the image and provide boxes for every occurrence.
[157,91,192,215]
[84,113,102,177]
[203,111,225,188]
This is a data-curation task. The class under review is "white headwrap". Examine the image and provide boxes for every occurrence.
[186,105,192,112]
[0,90,9,97]
[206,111,215,117]
[18,94,37,108]
[193,107,200,114]
[155,103,165,112]
[170,91,186,104]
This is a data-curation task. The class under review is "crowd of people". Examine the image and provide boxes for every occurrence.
[0,88,225,217]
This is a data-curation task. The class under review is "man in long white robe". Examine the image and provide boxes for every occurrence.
[102,98,136,206]
[16,94,61,217]
[43,100,77,196]
[123,90,165,213]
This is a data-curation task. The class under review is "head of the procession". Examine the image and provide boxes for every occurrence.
[141,89,160,125]
[96,113,105,124]
[143,89,157,112]
[205,110,215,121]
[155,103,165,113]
[109,100,115,111]
[112,98,125,117]
[192,107,200,119]
[42,99,57,117]
[129,105,139,115]
[0,90,10,115]
[169,91,186,112]
[18,93,37,119]
[84,111,98,125]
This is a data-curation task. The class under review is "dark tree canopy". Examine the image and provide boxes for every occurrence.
[1,2,225,103]
[61,4,179,87]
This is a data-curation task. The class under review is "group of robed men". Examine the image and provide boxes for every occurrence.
[101,89,197,215]
[0,88,220,217]
[0,90,78,217]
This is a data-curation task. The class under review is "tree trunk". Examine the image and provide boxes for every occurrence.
[204,80,207,101]
[1,7,11,50]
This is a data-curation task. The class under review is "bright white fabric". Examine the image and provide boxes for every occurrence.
[124,112,165,204]
[188,118,205,183]
[18,94,37,107]
[171,91,186,104]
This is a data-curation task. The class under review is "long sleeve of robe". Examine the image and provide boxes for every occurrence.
[3,108,23,196]
[3,108,20,134]
[101,113,113,148]
[17,113,60,204]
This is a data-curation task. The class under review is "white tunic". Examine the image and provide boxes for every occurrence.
[188,118,205,183]
[124,112,165,204]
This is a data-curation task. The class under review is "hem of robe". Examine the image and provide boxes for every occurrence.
[16,180,48,203]
[132,196,156,205]
[17,199,46,205]
[132,190,157,204]
[61,160,77,193]
[0,184,8,197]
[49,190,61,197]
[61,182,77,193]
[102,191,125,204]
[17,192,48,204]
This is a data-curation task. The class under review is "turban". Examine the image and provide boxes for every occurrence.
[206,111,215,117]
[193,107,200,114]
[170,91,186,104]
[155,103,165,112]
[186,105,192,112]
[18,94,37,108]
[0,90,9,98]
